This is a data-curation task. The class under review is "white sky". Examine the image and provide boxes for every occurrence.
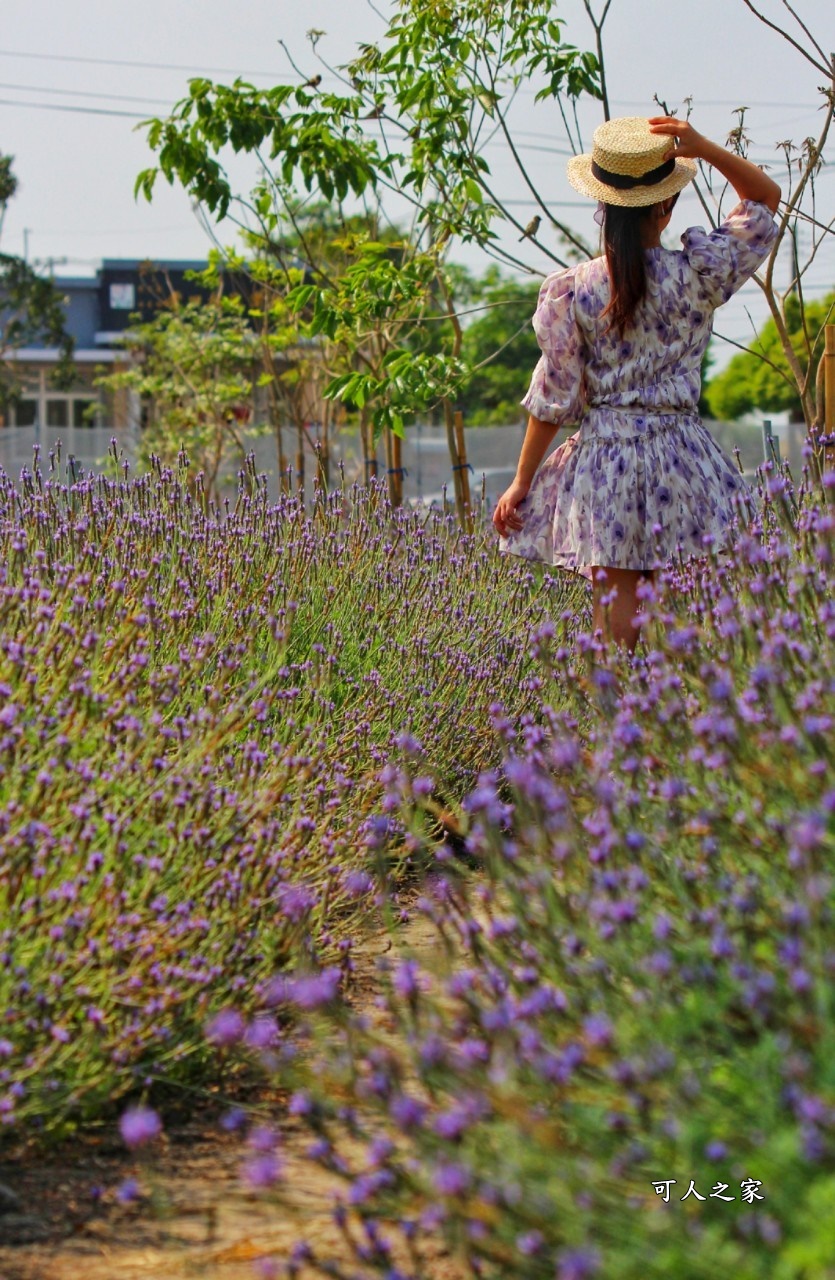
[0,0,831,371]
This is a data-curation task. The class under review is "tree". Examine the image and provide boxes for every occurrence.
[0,154,74,417]
[98,291,263,501]
[135,0,833,513]
[135,0,603,520]
[705,291,834,422]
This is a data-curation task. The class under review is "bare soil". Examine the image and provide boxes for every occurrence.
[0,914,462,1280]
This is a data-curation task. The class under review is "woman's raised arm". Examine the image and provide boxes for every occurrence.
[648,116,781,213]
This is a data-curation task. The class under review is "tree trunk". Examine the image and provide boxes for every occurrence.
[383,426,405,507]
[296,420,305,496]
[443,398,470,529]
[319,398,331,490]
[453,409,473,532]
[362,408,377,484]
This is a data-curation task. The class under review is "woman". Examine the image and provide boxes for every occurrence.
[493,115,781,651]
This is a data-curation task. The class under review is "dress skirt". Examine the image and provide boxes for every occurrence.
[497,408,755,578]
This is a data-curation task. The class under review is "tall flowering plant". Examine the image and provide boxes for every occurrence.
[253,461,835,1278]
[0,445,581,1136]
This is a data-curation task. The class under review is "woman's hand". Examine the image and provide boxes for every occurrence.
[647,116,707,161]
[493,478,531,538]
[649,114,781,212]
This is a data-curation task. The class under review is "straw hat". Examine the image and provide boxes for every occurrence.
[567,116,697,208]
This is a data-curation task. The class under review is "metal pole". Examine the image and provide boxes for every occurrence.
[762,418,772,465]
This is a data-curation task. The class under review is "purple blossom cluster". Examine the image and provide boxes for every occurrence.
[254,462,835,1277]
[0,449,574,1135]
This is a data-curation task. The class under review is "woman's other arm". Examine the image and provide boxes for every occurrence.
[492,415,559,536]
[649,117,781,213]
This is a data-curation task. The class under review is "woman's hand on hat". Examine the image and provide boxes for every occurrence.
[493,478,530,538]
[648,116,706,161]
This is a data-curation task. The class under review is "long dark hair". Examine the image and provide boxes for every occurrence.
[600,194,679,336]
[600,204,649,337]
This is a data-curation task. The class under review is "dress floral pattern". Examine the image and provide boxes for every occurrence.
[498,200,778,576]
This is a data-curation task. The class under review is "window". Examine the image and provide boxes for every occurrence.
[73,398,98,428]
[46,401,68,428]
[109,283,136,310]
[13,400,38,427]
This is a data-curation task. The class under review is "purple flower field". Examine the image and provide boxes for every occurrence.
[0,444,581,1135]
[230,457,835,1278]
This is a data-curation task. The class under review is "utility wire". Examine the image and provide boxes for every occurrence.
[0,52,823,114]
[0,48,281,78]
[0,97,146,119]
[0,80,174,106]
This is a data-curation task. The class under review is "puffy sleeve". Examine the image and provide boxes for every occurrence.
[680,199,778,307]
[520,266,586,427]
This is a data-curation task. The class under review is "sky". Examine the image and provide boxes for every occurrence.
[0,0,831,372]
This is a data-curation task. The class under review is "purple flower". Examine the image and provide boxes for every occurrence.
[267,967,342,1010]
[248,1124,281,1153]
[516,1230,545,1256]
[119,1105,162,1149]
[342,869,374,898]
[115,1176,141,1204]
[557,1247,601,1279]
[241,1152,283,1189]
[392,960,422,1001]
[390,1094,427,1131]
[583,1014,614,1049]
[245,1017,279,1049]
[433,1162,471,1197]
[205,1008,245,1046]
[277,883,318,922]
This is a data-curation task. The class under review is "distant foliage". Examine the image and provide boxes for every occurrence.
[458,274,541,425]
[0,154,74,412]
[705,292,834,423]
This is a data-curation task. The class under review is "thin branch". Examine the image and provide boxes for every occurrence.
[472,168,570,268]
[691,171,719,230]
[778,0,830,66]
[469,320,531,373]
[277,38,311,83]
[482,66,591,257]
[809,299,835,359]
[738,0,830,75]
[556,91,581,155]
[713,328,796,386]
[582,0,611,120]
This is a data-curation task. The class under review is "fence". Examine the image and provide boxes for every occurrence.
[0,417,797,511]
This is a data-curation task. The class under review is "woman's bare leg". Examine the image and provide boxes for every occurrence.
[591,566,654,653]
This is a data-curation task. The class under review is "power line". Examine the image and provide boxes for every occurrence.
[0,80,174,106]
[0,97,147,119]
[0,48,281,78]
[0,52,825,115]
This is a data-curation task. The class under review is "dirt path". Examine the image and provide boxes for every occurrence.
[0,914,460,1280]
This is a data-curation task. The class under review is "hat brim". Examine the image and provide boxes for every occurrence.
[566,154,697,207]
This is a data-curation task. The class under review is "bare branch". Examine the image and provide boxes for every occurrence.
[483,65,592,259]
[738,0,830,75]
[582,0,611,120]
[778,0,830,65]
[713,328,796,386]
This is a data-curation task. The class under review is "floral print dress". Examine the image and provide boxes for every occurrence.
[498,200,778,576]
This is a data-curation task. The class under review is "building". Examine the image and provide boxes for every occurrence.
[2,259,209,430]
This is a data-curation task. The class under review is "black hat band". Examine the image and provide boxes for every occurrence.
[590,156,676,190]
